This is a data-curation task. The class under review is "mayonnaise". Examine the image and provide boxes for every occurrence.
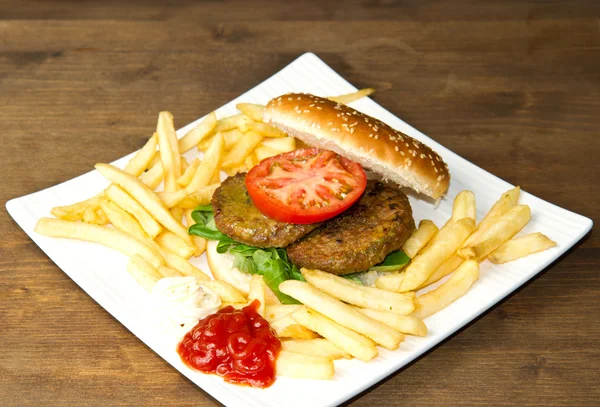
[151,276,221,338]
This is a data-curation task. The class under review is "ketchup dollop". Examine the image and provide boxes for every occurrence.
[177,300,281,388]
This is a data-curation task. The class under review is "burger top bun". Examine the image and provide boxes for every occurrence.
[263,93,450,199]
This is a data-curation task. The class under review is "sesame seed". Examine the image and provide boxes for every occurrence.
[349,128,355,134]
[368,148,374,153]
[288,97,293,101]
[374,135,379,140]
[331,128,340,132]
[434,167,439,173]
[297,96,301,100]
[369,134,373,138]
[303,110,310,113]
[437,175,443,181]
[395,146,400,152]
[420,154,426,159]
[428,154,433,159]
[316,106,322,110]
[405,143,410,147]
[294,105,299,110]
[309,104,315,107]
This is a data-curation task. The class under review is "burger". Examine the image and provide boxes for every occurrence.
[189,93,449,302]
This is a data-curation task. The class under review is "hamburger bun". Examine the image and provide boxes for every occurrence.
[263,93,450,199]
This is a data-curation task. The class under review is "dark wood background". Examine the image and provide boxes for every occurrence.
[1,1,598,406]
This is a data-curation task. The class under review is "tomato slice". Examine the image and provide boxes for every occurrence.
[245,148,367,224]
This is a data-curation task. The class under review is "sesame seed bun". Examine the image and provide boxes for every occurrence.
[263,93,450,199]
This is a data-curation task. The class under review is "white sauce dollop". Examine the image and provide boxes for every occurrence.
[151,276,221,339]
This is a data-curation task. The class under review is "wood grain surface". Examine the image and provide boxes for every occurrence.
[1,1,598,406]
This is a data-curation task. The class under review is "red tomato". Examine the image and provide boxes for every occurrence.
[245,148,367,224]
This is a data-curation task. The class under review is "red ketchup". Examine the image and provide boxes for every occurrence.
[177,300,281,388]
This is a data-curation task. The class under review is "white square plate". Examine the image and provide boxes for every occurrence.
[6,53,593,407]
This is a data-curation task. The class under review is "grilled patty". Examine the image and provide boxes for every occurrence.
[286,181,415,275]
[212,173,320,248]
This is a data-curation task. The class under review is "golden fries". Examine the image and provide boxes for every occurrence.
[236,103,265,122]
[290,307,377,362]
[178,183,220,209]
[155,231,196,259]
[246,122,287,139]
[222,130,263,168]
[459,205,530,261]
[412,260,480,319]
[399,218,475,292]
[328,88,375,104]
[281,339,351,360]
[419,253,464,289]
[276,351,334,380]
[105,184,162,239]
[139,161,164,190]
[452,190,476,222]
[270,315,319,339]
[95,163,190,243]
[99,199,153,247]
[160,248,209,281]
[178,112,217,154]
[464,186,520,247]
[354,307,427,337]
[124,133,158,177]
[176,158,201,188]
[201,280,246,303]
[35,218,163,269]
[184,209,207,256]
[187,133,224,194]
[156,112,182,191]
[157,189,188,209]
[127,255,163,291]
[489,232,556,264]
[51,195,103,222]
[265,304,302,323]
[301,268,415,314]
[260,136,296,153]
[248,274,266,317]
[402,220,439,258]
[280,280,404,350]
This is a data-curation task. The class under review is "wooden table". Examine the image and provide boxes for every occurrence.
[2,1,598,406]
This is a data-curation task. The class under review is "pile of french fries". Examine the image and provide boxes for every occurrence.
[33,87,556,382]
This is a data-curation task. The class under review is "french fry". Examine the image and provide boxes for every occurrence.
[83,207,100,224]
[94,208,109,225]
[51,195,103,222]
[223,164,247,177]
[184,209,207,256]
[176,158,201,188]
[105,184,162,239]
[178,184,220,209]
[280,280,404,350]
[127,255,162,291]
[222,129,244,151]
[99,199,154,247]
[247,275,266,317]
[290,307,377,362]
[260,136,296,153]
[374,271,404,292]
[276,351,334,380]
[412,260,479,319]
[399,218,475,292]
[214,113,250,133]
[197,134,214,152]
[201,280,246,303]
[236,103,265,121]
[155,231,196,259]
[244,153,258,170]
[489,232,556,264]
[464,186,520,247]
[157,266,183,278]
[157,189,188,208]
[301,268,415,314]
[452,190,476,222]
[281,339,351,360]
[459,205,530,261]
[222,131,264,168]
[35,218,163,269]
[328,88,375,104]
[265,304,302,323]
[160,248,209,281]
[402,220,439,258]
[419,253,464,289]
[95,163,191,243]
[210,169,221,185]
[246,122,287,138]
[171,207,182,223]
[187,133,224,194]
[157,112,181,191]
[254,145,280,162]
[124,133,158,177]
[354,307,427,337]
[270,315,319,339]
[178,112,217,154]
[264,283,282,305]
[139,161,164,190]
